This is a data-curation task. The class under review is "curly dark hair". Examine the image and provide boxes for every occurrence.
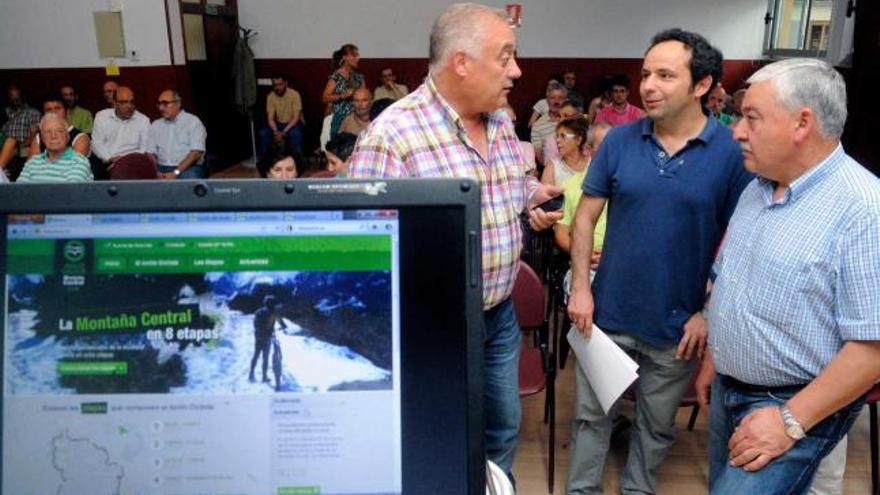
[647,28,723,105]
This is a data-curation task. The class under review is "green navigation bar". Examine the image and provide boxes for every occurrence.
[6,235,392,274]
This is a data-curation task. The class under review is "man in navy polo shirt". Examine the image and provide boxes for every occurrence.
[565,29,753,494]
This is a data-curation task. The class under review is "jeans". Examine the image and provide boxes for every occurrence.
[483,298,522,480]
[566,332,696,494]
[708,375,863,495]
[158,163,206,179]
[259,121,303,157]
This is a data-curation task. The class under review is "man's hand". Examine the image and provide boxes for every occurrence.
[527,183,564,230]
[273,131,284,142]
[567,285,594,338]
[677,311,708,360]
[160,171,177,180]
[529,208,563,230]
[728,406,796,472]
[695,353,715,408]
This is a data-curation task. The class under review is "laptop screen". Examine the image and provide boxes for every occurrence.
[1,178,485,495]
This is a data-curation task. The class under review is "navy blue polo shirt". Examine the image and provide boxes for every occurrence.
[583,113,753,347]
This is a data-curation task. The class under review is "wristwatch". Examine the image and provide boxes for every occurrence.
[173,169,181,177]
[779,404,806,440]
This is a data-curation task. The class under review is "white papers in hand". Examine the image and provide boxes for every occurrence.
[566,325,639,414]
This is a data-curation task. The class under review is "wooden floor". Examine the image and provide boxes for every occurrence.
[513,351,875,494]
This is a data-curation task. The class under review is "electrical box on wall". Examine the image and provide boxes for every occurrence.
[94,11,126,59]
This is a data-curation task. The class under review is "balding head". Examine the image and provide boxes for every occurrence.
[103,80,118,106]
[352,87,372,119]
[114,86,136,120]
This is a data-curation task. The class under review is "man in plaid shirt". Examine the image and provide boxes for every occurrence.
[349,3,563,480]
[3,84,41,148]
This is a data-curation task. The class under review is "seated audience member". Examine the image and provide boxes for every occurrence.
[339,87,372,136]
[60,85,93,134]
[530,81,568,164]
[102,80,118,108]
[370,98,395,121]
[17,113,93,183]
[321,132,358,178]
[3,84,41,149]
[562,69,585,110]
[586,75,614,124]
[541,101,586,166]
[148,90,207,179]
[528,77,561,127]
[503,104,537,177]
[30,92,90,157]
[707,82,735,125]
[554,122,611,257]
[374,67,409,101]
[1,132,18,179]
[541,116,591,186]
[259,74,304,156]
[729,88,746,123]
[594,74,644,126]
[91,86,150,179]
[258,142,299,179]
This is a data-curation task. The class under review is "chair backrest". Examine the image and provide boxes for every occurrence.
[511,261,545,329]
[109,153,159,180]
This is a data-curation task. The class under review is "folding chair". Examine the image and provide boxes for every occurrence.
[512,261,556,492]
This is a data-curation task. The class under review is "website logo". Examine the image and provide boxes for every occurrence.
[64,240,86,263]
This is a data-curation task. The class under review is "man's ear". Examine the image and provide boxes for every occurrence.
[451,50,469,78]
[694,75,714,102]
[793,107,817,143]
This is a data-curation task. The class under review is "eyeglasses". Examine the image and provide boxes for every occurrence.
[157,100,178,107]
[555,132,577,140]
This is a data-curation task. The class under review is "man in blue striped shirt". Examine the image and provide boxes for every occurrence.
[697,58,880,494]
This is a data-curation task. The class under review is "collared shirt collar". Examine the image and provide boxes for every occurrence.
[426,77,498,146]
[757,143,844,206]
[640,107,718,145]
[42,147,74,162]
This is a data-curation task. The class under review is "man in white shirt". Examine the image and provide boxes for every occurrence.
[148,90,207,179]
[91,86,150,179]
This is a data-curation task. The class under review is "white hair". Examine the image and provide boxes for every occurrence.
[428,3,508,72]
[40,112,67,130]
[747,58,847,139]
[546,81,568,97]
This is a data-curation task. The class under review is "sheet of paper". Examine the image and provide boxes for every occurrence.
[105,60,120,76]
[567,325,639,414]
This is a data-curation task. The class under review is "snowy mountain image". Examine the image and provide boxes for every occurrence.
[5,270,393,395]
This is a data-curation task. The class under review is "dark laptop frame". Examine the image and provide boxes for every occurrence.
[0,179,485,494]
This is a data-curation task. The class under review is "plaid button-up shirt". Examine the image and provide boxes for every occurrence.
[349,78,539,310]
[3,105,41,143]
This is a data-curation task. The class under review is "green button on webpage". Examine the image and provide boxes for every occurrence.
[58,361,128,376]
[278,487,320,495]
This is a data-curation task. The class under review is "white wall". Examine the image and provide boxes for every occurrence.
[0,0,171,69]
[240,0,768,60]
[0,0,768,71]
